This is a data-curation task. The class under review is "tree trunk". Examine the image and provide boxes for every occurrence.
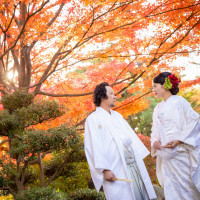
[37,152,45,187]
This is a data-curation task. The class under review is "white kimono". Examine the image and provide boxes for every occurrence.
[84,106,157,200]
[151,95,200,200]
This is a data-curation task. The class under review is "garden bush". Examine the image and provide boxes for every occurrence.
[16,187,67,200]
[68,188,105,200]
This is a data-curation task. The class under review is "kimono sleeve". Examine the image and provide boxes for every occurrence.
[84,115,111,191]
[116,112,149,159]
[178,98,200,147]
[150,105,160,157]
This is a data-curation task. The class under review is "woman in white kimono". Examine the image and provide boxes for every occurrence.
[151,72,200,200]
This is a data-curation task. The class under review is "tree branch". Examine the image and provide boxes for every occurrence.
[0,0,50,60]
[29,2,65,50]
[36,91,93,97]
[45,151,74,187]
[28,150,53,165]
[116,71,146,95]
[37,152,45,187]
[113,57,137,85]
[0,139,9,146]
[147,2,200,17]
[114,90,152,110]
[1,186,16,199]
[4,3,20,32]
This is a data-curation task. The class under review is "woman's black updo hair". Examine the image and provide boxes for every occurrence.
[93,82,109,107]
[153,72,179,95]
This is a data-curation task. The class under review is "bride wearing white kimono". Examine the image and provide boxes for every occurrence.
[151,72,200,200]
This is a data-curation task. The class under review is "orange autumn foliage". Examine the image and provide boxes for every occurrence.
[0,0,199,127]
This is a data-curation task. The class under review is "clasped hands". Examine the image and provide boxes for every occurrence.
[153,140,183,150]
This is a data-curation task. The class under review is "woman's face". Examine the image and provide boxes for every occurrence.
[153,82,166,98]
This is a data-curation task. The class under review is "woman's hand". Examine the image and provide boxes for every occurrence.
[165,140,183,149]
[153,140,161,150]
[103,170,116,182]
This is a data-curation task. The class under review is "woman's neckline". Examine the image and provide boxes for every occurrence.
[163,95,175,102]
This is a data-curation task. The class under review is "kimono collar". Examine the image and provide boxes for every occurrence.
[163,95,176,103]
[96,106,114,116]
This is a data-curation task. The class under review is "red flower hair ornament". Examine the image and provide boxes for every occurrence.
[164,74,181,90]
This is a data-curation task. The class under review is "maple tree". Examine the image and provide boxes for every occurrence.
[0,0,200,198]
[0,0,199,123]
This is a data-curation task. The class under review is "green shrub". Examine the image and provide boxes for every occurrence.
[16,187,67,200]
[1,90,34,113]
[48,162,90,193]
[68,188,105,200]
